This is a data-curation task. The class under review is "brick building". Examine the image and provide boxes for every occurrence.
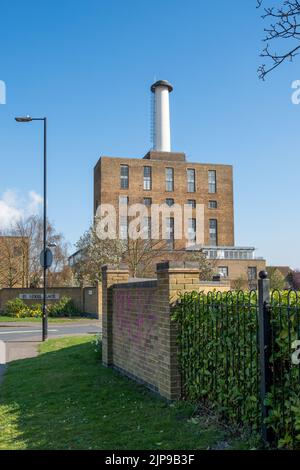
[0,236,29,288]
[92,80,265,287]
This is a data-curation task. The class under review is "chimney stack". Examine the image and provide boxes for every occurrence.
[151,80,173,152]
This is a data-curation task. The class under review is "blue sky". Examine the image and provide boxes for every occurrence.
[0,0,299,267]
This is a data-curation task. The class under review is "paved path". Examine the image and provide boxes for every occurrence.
[0,321,101,385]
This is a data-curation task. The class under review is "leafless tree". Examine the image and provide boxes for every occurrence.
[257,0,300,79]
[0,235,24,287]
[11,216,71,288]
[122,238,165,278]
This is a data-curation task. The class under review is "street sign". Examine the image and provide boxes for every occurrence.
[40,248,53,269]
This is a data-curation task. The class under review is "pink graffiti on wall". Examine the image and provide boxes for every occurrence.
[114,288,157,350]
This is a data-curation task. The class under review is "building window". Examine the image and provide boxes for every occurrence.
[248,267,258,290]
[208,170,216,193]
[187,169,196,192]
[166,168,174,192]
[143,197,152,207]
[119,196,128,206]
[209,219,218,246]
[219,266,229,278]
[142,216,151,239]
[13,246,22,257]
[120,216,128,240]
[187,218,196,245]
[187,199,196,208]
[120,165,129,189]
[143,166,152,190]
[166,198,174,207]
[208,200,217,209]
[248,267,257,280]
[166,217,175,250]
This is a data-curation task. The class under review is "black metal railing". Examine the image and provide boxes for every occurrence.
[172,273,300,449]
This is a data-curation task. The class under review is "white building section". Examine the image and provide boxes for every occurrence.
[151,80,173,152]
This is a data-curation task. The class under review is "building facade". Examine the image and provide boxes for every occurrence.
[0,236,29,288]
[92,80,266,287]
[94,150,265,287]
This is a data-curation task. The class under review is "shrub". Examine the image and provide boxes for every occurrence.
[4,296,80,318]
[47,296,80,317]
[5,298,27,317]
[4,299,42,318]
[93,333,101,355]
[172,290,300,449]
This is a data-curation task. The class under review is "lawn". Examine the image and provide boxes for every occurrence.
[0,316,98,323]
[0,336,245,450]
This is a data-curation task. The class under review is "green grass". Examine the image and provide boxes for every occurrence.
[0,316,98,323]
[0,336,246,450]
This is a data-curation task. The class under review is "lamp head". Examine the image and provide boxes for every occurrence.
[15,116,33,123]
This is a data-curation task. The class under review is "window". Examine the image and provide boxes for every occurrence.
[120,216,128,240]
[13,246,22,257]
[143,166,152,190]
[187,218,196,245]
[208,200,217,209]
[248,267,258,290]
[208,170,216,193]
[166,217,175,250]
[119,196,128,206]
[219,266,229,278]
[142,216,151,239]
[120,165,129,189]
[166,168,174,192]
[187,169,196,192]
[143,197,152,207]
[187,199,196,208]
[166,198,174,207]
[209,219,218,246]
[248,267,257,280]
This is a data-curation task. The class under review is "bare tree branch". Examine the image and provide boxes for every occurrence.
[258,0,300,79]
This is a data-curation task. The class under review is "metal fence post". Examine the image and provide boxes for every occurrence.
[258,270,272,446]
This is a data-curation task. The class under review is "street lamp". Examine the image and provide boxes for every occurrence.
[15,116,49,341]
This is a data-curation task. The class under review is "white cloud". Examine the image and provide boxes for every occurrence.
[0,189,43,230]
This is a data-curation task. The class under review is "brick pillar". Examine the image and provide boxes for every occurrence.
[156,261,200,401]
[97,281,102,322]
[101,265,129,367]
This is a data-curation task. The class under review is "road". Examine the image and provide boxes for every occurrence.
[0,322,101,342]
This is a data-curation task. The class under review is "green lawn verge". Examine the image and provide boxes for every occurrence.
[0,316,97,323]
[0,336,246,450]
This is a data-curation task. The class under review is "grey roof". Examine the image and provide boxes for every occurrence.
[151,80,173,93]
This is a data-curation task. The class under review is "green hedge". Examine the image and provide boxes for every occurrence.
[4,297,80,318]
[172,290,300,449]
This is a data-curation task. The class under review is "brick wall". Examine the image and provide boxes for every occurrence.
[102,261,231,400]
[83,283,102,317]
[0,286,102,317]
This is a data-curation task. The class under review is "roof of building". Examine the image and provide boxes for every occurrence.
[151,80,173,93]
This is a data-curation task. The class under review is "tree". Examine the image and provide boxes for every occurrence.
[11,215,71,288]
[185,249,218,281]
[231,276,248,291]
[257,0,300,79]
[122,238,165,278]
[268,267,286,290]
[73,226,124,286]
[0,235,25,288]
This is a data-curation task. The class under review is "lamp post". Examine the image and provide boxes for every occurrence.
[15,116,49,341]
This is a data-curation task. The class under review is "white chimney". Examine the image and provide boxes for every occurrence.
[151,80,173,152]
